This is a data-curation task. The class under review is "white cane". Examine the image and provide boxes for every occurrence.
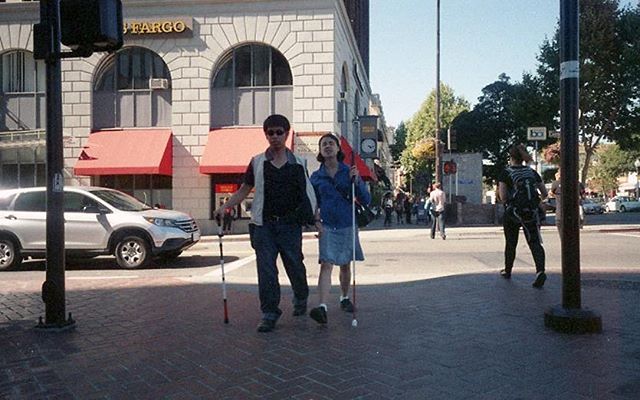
[351,172,358,328]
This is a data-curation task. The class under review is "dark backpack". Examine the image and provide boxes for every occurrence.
[507,167,541,222]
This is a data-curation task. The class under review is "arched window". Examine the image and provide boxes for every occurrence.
[340,64,349,136]
[0,50,46,132]
[211,44,292,127]
[93,47,171,129]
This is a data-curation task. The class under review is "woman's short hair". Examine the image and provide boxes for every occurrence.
[316,133,345,162]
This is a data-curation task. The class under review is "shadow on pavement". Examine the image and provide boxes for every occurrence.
[1,270,639,399]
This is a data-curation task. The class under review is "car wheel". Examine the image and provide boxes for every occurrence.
[620,206,626,213]
[115,235,150,269]
[0,238,22,271]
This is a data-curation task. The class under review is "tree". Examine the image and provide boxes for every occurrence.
[535,0,640,184]
[401,84,469,181]
[389,121,407,162]
[588,143,637,195]
[452,74,553,183]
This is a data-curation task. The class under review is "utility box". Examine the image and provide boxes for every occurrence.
[60,0,123,56]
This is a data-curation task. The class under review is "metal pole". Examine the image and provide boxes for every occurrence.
[544,0,601,334]
[38,0,74,330]
[434,0,442,185]
[559,0,581,310]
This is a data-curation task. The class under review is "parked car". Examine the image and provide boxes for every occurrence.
[604,196,640,213]
[581,198,604,214]
[0,187,200,270]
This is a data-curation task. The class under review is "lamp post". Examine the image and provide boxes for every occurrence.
[634,158,640,199]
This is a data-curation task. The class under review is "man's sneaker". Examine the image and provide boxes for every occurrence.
[292,305,307,317]
[257,319,276,333]
[532,271,547,288]
[340,298,355,313]
[500,269,512,279]
[309,307,328,324]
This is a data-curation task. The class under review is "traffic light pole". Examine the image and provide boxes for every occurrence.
[544,0,600,334]
[36,0,75,331]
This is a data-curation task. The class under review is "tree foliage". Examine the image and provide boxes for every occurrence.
[452,74,554,183]
[588,144,638,194]
[535,0,640,183]
[389,121,407,162]
[401,84,469,177]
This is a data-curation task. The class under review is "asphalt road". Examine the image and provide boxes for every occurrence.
[3,212,639,286]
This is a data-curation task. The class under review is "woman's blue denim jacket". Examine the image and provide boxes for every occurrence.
[310,162,371,229]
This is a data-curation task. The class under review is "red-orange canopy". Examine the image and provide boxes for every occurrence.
[74,130,173,176]
[199,127,294,174]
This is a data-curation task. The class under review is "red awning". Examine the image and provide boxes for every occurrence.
[74,130,173,176]
[199,127,294,174]
[339,136,378,182]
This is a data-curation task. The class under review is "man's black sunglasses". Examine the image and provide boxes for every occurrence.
[266,129,286,136]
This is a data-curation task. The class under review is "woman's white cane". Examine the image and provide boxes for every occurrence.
[351,160,358,328]
[216,216,229,324]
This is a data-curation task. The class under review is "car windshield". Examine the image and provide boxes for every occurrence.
[89,189,152,211]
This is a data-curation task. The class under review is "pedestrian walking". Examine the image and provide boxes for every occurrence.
[498,144,548,288]
[214,114,317,332]
[308,133,370,325]
[382,192,394,227]
[429,183,447,239]
[395,190,405,224]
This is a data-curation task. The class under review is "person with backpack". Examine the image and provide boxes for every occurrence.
[498,144,549,288]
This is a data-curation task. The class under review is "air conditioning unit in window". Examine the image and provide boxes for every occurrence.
[149,78,169,90]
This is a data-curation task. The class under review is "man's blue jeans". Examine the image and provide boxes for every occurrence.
[430,210,446,238]
[249,222,309,321]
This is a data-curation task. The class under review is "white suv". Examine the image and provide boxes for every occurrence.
[0,186,200,270]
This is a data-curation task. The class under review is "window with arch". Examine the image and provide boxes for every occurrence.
[93,47,171,129]
[0,50,46,132]
[211,44,292,127]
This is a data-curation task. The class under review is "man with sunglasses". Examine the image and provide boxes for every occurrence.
[215,114,317,333]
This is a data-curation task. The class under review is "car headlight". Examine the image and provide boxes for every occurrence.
[144,217,178,227]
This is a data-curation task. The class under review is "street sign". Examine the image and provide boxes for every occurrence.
[527,127,547,141]
[549,130,561,139]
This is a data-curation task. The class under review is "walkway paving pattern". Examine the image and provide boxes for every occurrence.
[1,223,639,399]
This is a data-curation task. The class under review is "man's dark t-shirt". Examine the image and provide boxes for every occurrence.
[244,159,308,221]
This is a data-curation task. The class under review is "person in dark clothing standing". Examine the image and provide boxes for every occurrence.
[214,114,317,332]
[498,144,549,288]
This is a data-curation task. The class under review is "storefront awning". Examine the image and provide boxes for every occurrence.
[199,127,294,174]
[339,136,378,182]
[74,130,173,176]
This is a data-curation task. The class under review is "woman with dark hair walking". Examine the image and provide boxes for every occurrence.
[308,133,370,324]
[498,144,549,288]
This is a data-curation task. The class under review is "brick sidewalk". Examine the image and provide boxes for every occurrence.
[1,271,639,399]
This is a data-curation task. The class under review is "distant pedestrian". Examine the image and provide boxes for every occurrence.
[214,114,317,332]
[382,192,394,227]
[222,197,235,234]
[550,169,585,236]
[429,183,446,239]
[404,195,412,224]
[498,144,548,288]
[395,191,405,224]
[308,133,370,324]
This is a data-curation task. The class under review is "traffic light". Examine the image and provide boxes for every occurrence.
[60,0,123,57]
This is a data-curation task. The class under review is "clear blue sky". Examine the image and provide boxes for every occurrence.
[369,0,635,128]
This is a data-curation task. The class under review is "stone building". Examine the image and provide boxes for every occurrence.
[0,0,389,234]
